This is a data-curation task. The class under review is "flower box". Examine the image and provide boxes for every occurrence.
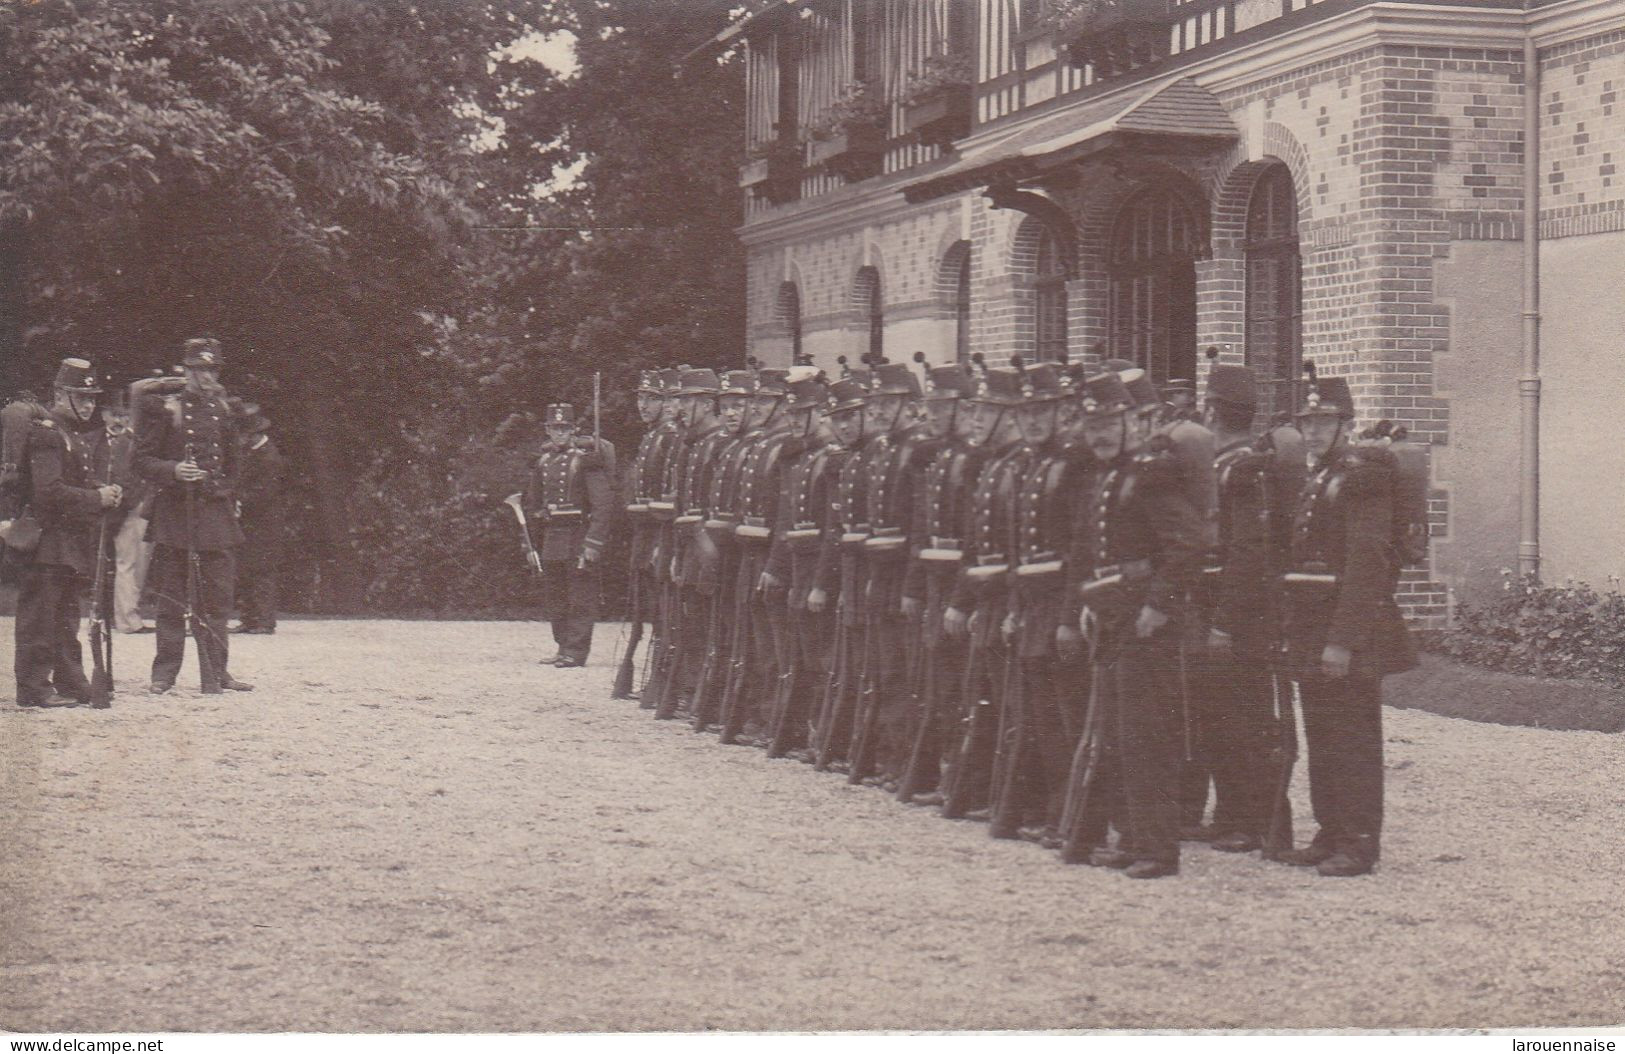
[806,121,885,181]
[903,84,972,149]
[738,141,802,204]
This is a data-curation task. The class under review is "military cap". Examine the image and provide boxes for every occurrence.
[1161,378,1197,402]
[545,403,577,425]
[922,363,973,400]
[785,366,828,411]
[53,357,102,394]
[181,338,224,369]
[973,366,1024,405]
[870,361,921,398]
[1119,368,1161,409]
[1103,357,1138,374]
[1206,364,1257,412]
[636,369,662,394]
[828,374,869,413]
[1297,374,1355,419]
[756,367,789,396]
[657,368,683,393]
[720,370,757,397]
[678,368,721,396]
[1078,372,1133,417]
[1019,361,1064,401]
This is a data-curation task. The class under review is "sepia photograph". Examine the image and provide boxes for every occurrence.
[1,0,1623,1040]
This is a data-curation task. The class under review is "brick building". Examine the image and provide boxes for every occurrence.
[710,0,1625,620]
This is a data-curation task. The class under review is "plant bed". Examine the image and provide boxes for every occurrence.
[737,145,800,204]
[1389,651,1625,733]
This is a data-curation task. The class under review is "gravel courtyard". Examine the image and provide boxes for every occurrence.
[1,618,1621,1033]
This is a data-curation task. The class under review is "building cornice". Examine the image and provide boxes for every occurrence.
[1527,0,1625,48]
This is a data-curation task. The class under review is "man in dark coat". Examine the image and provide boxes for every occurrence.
[524,402,614,668]
[233,403,286,634]
[1275,370,1418,877]
[135,337,253,694]
[12,359,122,708]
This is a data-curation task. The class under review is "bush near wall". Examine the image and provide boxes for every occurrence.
[1440,574,1625,688]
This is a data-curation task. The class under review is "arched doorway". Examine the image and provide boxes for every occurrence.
[1108,186,1201,384]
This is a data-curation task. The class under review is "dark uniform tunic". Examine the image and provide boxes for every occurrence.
[1061,445,1207,866]
[997,439,1096,837]
[896,435,987,800]
[763,436,840,756]
[136,390,243,688]
[1281,444,1417,866]
[849,425,930,781]
[524,435,614,664]
[235,435,287,631]
[722,423,794,739]
[13,411,106,703]
[939,442,1027,818]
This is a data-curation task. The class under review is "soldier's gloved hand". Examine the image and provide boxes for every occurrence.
[900,596,921,620]
[1320,643,1352,680]
[580,545,600,565]
[526,550,542,573]
[1206,627,1233,658]
[97,485,122,509]
[1135,605,1169,639]
[1001,612,1018,641]
[174,461,207,483]
[807,587,828,614]
[757,571,781,594]
[1056,624,1084,661]
[942,605,968,639]
[967,610,983,638]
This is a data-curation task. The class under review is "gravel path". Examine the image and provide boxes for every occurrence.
[1,619,1621,1032]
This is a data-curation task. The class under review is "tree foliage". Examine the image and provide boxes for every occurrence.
[0,0,744,613]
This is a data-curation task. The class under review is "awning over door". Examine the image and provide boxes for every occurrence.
[902,76,1239,203]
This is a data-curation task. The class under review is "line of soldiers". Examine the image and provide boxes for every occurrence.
[607,348,1419,879]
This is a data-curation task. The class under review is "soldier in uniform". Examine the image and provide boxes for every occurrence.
[690,370,755,729]
[847,358,928,784]
[11,359,122,708]
[1058,369,1207,877]
[809,360,871,767]
[617,368,681,699]
[232,402,286,634]
[939,359,1027,822]
[523,402,614,668]
[1275,370,1417,876]
[1191,363,1307,854]
[639,368,686,706]
[761,366,837,757]
[136,338,253,694]
[896,357,980,804]
[719,366,792,743]
[652,368,727,718]
[997,360,1096,843]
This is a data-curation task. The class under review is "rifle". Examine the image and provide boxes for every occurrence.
[986,622,1027,839]
[716,561,755,744]
[689,579,727,731]
[895,598,937,802]
[811,617,851,770]
[844,601,882,784]
[87,417,122,708]
[939,612,1000,819]
[503,493,542,576]
[764,627,802,758]
[1253,427,1300,859]
[611,554,644,699]
[184,444,221,694]
[1058,661,1107,863]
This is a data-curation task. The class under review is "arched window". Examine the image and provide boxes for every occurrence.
[1034,227,1068,362]
[1108,186,1202,384]
[939,241,973,363]
[776,282,802,363]
[1244,164,1302,421]
[854,266,883,362]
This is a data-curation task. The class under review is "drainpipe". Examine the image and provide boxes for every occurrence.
[1519,30,1542,580]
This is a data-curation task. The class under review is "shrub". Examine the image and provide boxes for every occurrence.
[1440,572,1625,687]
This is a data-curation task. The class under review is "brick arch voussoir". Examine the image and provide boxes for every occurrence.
[933,239,971,315]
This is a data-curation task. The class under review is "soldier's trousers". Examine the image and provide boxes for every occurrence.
[1298,672,1384,863]
[14,564,89,701]
[777,601,831,752]
[235,532,281,630]
[941,605,1007,817]
[1188,651,1285,840]
[539,558,600,662]
[1110,627,1186,865]
[149,545,233,687]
